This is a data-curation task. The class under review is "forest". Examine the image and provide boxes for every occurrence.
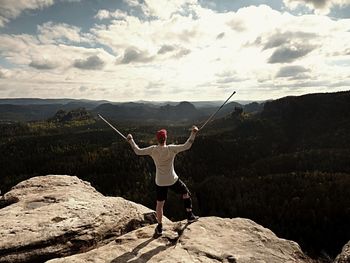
[1,91,350,261]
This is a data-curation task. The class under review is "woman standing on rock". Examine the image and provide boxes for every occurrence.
[126,126,199,235]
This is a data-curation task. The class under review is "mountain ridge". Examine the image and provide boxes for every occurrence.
[0,99,264,122]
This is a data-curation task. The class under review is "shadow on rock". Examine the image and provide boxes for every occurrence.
[111,237,170,263]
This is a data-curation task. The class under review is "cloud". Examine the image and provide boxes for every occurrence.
[329,80,350,87]
[0,0,54,27]
[37,22,93,44]
[334,48,350,56]
[283,0,350,14]
[227,18,246,32]
[94,9,127,20]
[122,0,201,21]
[0,31,114,72]
[132,0,198,20]
[216,32,225,39]
[0,69,7,78]
[1,3,350,101]
[173,48,191,58]
[144,81,164,94]
[158,45,176,54]
[157,44,191,59]
[119,47,154,64]
[178,28,199,42]
[73,55,106,70]
[215,71,247,84]
[268,44,316,63]
[79,86,88,92]
[123,0,140,7]
[216,77,244,84]
[262,31,318,50]
[91,7,204,58]
[29,59,58,70]
[284,80,330,88]
[275,65,310,78]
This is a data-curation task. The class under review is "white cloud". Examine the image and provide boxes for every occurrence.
[123,0,198,20]
[29,59,59,70]
[94,9,127,20]
[0,32,114,73]
[0,68,11,78]
[143,0,198,20]
[275,65,310,78]
[283,0,350,14]
[118,47,154,64]
[37,22,93,44]
[79,85,88,92]
[268,44,316,63]
[73,55,106,70]
[1,4,350,101]
[123,0,140,7]
[0,0,54,27]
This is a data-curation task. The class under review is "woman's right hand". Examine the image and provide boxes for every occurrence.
[127,134,133,141]
[192,125,199,134]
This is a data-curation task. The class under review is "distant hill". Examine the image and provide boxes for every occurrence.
[94,101,203,122]
[199,90,350,153]
[0,104,64,122]
[49,108,93,123]
[0,98,109,107]
[0,98,264,122]
[261,90,350,149]
[93,100,262,122]
[93,102,158,121]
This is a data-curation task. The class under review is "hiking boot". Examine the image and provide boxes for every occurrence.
[187,211,199,223]
[154,223,162,235]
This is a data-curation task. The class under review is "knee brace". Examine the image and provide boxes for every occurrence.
[183,197,192,210]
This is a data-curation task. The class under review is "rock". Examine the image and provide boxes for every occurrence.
[0,175,313,263]
[335,241,350,263]
[47,217,313,263]
[0,175,161,263]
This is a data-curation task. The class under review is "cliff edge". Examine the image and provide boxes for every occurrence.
[0,175,314,263]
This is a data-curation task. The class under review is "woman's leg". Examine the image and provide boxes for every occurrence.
[155,185,167,234]
[156,200,165,224]
[182,192,192,212]
[170,179,198,221]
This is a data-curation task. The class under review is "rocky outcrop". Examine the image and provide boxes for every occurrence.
[1,175,313,263]
[0,175,159,263]
[48,217,312,263]
[335,241,350,263]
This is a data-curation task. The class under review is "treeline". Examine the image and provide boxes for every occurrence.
[1,114,350,260]
[195,172,350,258]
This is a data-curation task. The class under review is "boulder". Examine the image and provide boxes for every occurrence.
[0,175,159,263]
[335,241,350,263]
[48,217,313,263]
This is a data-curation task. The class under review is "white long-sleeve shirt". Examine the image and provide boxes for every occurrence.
[128,132,196,186]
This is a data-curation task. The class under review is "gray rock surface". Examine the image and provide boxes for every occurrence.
[0,175,314,263]
[48,217,313,263]
[0,175,159,263]
[335,241,350,263]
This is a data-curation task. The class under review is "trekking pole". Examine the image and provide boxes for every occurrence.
[98,114,127,140]
[199,91,236,131]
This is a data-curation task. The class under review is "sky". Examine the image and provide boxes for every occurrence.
[0,0,349,102]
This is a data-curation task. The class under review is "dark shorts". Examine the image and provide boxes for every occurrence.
[156,179,190,201]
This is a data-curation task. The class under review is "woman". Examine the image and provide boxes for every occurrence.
[127,126,199,235]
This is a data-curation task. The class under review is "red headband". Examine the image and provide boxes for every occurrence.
[156,129,167,141]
